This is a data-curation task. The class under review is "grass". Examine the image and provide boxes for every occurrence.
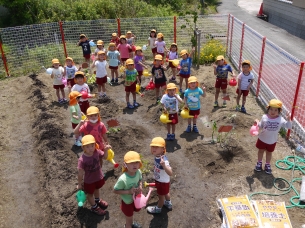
[140,154,151,175]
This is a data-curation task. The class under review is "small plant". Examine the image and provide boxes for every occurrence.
[200,39,226,64]
[228,114,237,123]
[107,127,121,134]
[279,127,287,138]
[211,120,217,143]
[140,154,151,175]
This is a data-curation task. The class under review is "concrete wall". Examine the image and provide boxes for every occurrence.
[263,0,305,39]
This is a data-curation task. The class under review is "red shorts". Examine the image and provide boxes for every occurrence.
[157,52,165,57]
[53,84,65,89]
[256,138,277,152]
[84,178,105,194]
[155,81,166,89]
[79,100,90,114]
[179,74,190,79]
[121,200,141,217]
[84,54,91,60]
[236,89,249,96]
[96,77,107,85]
[121,58,129,62]
[125,81,137,93]
[168,113,178,125]
[109,66,118,70]
[155,181,170,195]
[72,123,78,129]
[215,78,228,90]
[137,71,143,76]
[152,47,157,54]
[67,79,75,87]
[169,62,177,68]
[189,109,200,117]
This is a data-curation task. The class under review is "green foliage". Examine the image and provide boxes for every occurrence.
[279,127,287,138]
[139,154,151,175]
[200,39,225,64]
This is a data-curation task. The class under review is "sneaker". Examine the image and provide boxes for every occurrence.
[124,222,142,228]
[111,79,115,83]
[170,77,176,81]
[213,101,218,107]
[222,101,227,108]
[75,140,82,147]
[241,106,246,113]
[193,125,199,133]
[236,105,241,111]
[133,102,139,107]
[147,206,161,214]
[115,78,118,83]
[91,206,106,216]
[166,133,171,141]
[127,103,134,109]
[171,134,175,140]
[58,99,63,104]
[62,98,68,103]
[185,125,192,133]
[99,94,103,98]
[156,98,160,104]
[179,89,183,94]
[265,164,272,174]
[164,200,172,210]
[96,200,108,209]
[254,161,262,172]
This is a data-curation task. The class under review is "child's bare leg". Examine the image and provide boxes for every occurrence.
[222,89,227,98]
[111,69,114,80]
[172,68,176,78]
[215,88,220,102]
[266,151,272,163]
[55,89,60,100]
[179,77,183,90]
[192,117,197,125]
[155,88,160,99]
[87,193,95,206]
[97,84,102,93]
[157,195,165,208]
[236,93,241,106]
[257,149,265,161]
[165,193,171,201]
[242,96,246,106]
[93,188,100,199]
[185,78,188,91]
[132,92,136,102]
[101,84,106,93]
[167,124,171,134]
[172,124,176,134]
[126,92,130,103]
[114,70,118,79]
[60,88,65,99]
[187,118,192,125]
[125,216,133,228]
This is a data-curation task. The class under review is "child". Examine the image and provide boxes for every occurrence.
[160,83,183,141]
[107,42,121,84]
[110,33,120,47]
[179,47,195,93]
[77,34,92,63]
[113,151,143,228]
[134,46,147,84]
[117,35,131,65]
[69,91,84,146]
[71,71,91,114]
[184,76,206,133]
[77,134,110,215]
[91,51,108,98]
[213,55,236,108]
[154,33,167,59]
[254,99,292,174]
[168,43,179,81]
[50,58,67,104]
[63,57,79,93]
[236,60,254,113]
[122,59,140,109]
[152,54,167,103]
[126,31,136,58]
[94,40,106,57]
[74,106,110,152]
[147,137,173,214]
[147,29,157,57]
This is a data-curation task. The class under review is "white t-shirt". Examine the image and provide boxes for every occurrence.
[155,41,166,53]
[65,65,78,79]
[161,94,181,114]
[148,37,156,49]
[71,83,90,102]
[153,156,170,183]
[237,72,254,90]
[52,67,64,85]
[95,60,107,78]
[258,114,292,144]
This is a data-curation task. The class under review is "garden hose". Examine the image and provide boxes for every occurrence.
[249,155,305,208]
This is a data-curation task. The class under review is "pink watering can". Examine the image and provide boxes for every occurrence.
[62,77,67,87]
[133,187,154,209]
[250,125,259,136]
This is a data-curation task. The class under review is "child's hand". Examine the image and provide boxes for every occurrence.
[192,47,195,51]
[104,144,112,151]
[129,187,137,195]
[80,120,86,125]
[160,155,166,167]
[286,112,292,121]
[201,83,206,92]
[134,187,141,196]
[77,183,83,190]
[212,63,217,68]
[254,119,259,126]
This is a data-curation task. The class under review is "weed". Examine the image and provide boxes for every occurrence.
[279,127,287,138]
[200,39,225,64]
[140,154,151,175]
[107,127,121,134]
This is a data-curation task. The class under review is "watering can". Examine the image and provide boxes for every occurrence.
[107,77,112,85]
[180,108,197,119]
[46,68,53,75]
[145,80,155,90]
[76,190,86,207]
[250,125,259,136]
[89,41,96,47]
[229,78,237,87]
[144,181,156,188]
[177,65,181,70]
[143,69,151,77]
[169,59,180,67]
[80,91,94,99]
[81,115,87,120]
[142,45,147,51]
[136,84,144,97]
[91,54,95,61]
[133,187,154,209]
[107,149,119,168]
[62,77,67,87]
[119,65,126,73]
[160,112,176,124]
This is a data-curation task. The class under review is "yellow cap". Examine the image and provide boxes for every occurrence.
[180,49,188,57]
[188,76,198,83]
[86,106,99,115]
[120,35,126,39]
[81,135,96,146]
[135,46,142,51]
[112,33,117,37]
[241,60,252,71]
[151,29,156,33]
[126,58,134,65]
[97,51,105,55]
[150,137,166,153]
[66,57,73,62]
[97,40,104,45]
[154,54,163,61]
[75,71,85,77]
[69,91,82,106]
[166,83,178,94]
[216,55,224,61]
[268,99,282,109]
[126,31,132,34]
[171,43,177,47]
[157,33,163,38]
[80,34,86,38]
[52,58,59,64]
[122,151,143,172]
[109,42,116,47]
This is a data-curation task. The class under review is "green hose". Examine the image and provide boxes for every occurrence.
[249,155,305,208]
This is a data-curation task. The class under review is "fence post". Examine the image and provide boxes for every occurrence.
[238,23,245,70]
[117,18,121,36]
[226,14,231,57]
[59,21,68,58]
[0,41,10,77]
[229,16,234,59]
[256,37,266,97]
[287,61,305,138]
[174,16,177,43]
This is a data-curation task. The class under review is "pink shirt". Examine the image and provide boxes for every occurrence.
[117,44,131,58]
[78,149,104,184]
[79,122,107,150]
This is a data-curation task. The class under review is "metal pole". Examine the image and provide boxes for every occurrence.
[256,37,266,97]
[0,41,10,77]
[197,30,201,69]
